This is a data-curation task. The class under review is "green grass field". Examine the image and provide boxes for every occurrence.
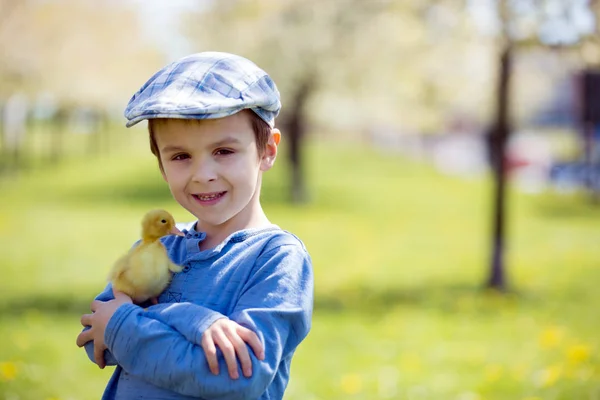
[1,132,599,400]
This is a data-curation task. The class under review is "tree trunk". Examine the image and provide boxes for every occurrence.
[51,106,68,164]
[487,43,513,290]
[285,75,315,204]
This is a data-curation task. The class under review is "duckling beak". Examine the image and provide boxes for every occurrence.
[169,226,185,237]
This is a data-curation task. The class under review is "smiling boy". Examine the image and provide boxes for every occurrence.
[76,52,314,400]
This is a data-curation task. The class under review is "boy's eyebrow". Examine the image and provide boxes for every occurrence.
[161,137,241,153]
[161,145,188,153]
[210,136,241,147]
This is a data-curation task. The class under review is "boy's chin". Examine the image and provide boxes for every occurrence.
[192,214,233,229]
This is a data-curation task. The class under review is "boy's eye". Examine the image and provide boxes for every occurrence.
[172,153,190,161]
[214,148,234,156]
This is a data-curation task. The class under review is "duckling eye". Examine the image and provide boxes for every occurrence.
[161,219,166,224]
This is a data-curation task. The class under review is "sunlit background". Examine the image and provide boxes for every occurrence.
[1,1,599,399]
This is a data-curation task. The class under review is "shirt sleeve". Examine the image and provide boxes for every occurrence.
[82,283,118,367]
[104,243,314,400]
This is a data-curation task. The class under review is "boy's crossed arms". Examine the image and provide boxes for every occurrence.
[76,241,312,399]
[76,288,264,380]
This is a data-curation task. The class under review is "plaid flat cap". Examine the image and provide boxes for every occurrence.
[124,52,281,128]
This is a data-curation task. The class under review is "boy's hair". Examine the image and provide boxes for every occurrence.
[148,110,272,172]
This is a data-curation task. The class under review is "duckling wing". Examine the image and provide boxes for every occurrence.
[128,243,175,292]
[108,251,132,282]
[107,248,141,298]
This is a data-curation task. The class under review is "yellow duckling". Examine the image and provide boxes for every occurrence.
[108,209,184,304]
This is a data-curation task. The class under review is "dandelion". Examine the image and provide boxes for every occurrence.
[539,326,564,349]
[566,344,592,365]
[0,361,18,381]
[340,373,363,395]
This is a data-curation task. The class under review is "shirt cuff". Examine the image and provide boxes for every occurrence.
[104,303,140,350]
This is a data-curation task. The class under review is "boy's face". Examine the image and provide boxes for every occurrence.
[153,112,279,232]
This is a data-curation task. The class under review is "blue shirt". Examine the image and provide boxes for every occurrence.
[84,223,314,400]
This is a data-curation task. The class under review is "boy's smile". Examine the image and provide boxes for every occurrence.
[152,111,279,246]
[192,192,227,204]
[192,191,227,205]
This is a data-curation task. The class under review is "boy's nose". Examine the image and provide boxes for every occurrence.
[191,159,218,182]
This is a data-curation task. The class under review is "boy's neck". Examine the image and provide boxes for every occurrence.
[196,203,271,251]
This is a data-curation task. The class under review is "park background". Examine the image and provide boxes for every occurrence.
[1,1,600,399]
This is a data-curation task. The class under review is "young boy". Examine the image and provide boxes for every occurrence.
[76,52,314,399]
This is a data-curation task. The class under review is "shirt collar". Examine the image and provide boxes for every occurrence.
[180,221,280,260]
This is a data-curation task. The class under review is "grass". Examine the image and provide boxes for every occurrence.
[0,131,599,399]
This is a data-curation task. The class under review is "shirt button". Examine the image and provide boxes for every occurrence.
[183,265,191,273]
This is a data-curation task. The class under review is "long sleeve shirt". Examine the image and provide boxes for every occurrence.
[83,223,314,400]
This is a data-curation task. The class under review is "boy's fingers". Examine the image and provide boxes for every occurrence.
[76,329,92,347]
[90,300,102,312]
[94,344,106,369]
[80,314,92,327]
[201,332,219,375]
[238,327,265,360]
[224,328,252,378]
[113,290,132,303]
[213,330,239,379]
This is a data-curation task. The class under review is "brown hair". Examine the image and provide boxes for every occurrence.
[148,110,272,172]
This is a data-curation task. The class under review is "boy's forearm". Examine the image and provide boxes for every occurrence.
[143,302,227,344]
[105,303,276,399]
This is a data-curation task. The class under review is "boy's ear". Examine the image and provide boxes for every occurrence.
[272,129,281,146]
[260,128,280,171]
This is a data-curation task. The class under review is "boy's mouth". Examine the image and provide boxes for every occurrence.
[192,191,227,202]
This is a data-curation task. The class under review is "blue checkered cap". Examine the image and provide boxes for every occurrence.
[124,52,281,128]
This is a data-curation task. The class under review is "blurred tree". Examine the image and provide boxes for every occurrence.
[0,0,166,168]
[484,0,598,290]
[486,0,512,290]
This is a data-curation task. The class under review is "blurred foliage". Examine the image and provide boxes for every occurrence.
[0,0,165,106]
[186,0,600,135]
[186,0,496,133]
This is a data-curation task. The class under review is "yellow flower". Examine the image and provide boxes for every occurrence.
[340,373,363,395]
[0,361,18,381]
[539,327,564,349]
[566,344,592,365]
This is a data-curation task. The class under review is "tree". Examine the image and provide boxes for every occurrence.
[483,0,597,290]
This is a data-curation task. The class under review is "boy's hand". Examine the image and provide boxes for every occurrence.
[201,319,265,379]
[76,290,133,368]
